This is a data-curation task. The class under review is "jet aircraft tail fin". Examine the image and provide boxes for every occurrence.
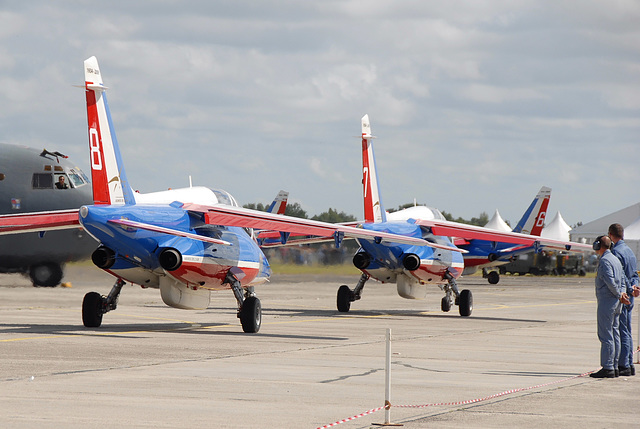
[511,186,551,235]
[267,190,288,214]
[361,115,386,223]
[84,56,136,205]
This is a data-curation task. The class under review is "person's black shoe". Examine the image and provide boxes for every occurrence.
[619,367,632,377]
[631,364,636,376]
[590,368,615,378]
[615,368,620,377]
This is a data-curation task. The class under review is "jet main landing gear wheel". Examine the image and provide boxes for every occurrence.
[441,295,452,312]
[336,273,369,313]
[226,270,262,333]
[82,278,125,328]
[337,285,353,312]
[458,289,473,316]
[239,296,262,333]
[82,292,105,327]
[487,271,500,284]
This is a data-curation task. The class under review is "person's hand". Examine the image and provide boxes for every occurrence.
[633,286,640,298]
[621,292,631,305]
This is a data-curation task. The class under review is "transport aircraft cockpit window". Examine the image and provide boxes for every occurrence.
[67,168,86,187]
[32,173,53,189]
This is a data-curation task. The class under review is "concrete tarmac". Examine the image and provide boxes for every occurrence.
[1,264,639,428]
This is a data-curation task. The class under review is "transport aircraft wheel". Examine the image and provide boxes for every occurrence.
[29,263,63,287]
[441,296,452,312]
[337,285,352,313]
[82,292,104,327]
[240,296,261,333]
[458,289,473,317]
[487,271,500,285]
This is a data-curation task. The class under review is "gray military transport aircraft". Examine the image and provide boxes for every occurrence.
[0,143,95,286]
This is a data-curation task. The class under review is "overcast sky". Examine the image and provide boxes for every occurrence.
[1,1,638,227]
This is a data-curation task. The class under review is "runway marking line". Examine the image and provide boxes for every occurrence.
[481,299,595,310]
[0,298,597,343]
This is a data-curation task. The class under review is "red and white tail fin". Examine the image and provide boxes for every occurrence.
[511,186,551,236]
[84,56,135,205]
[361,114,386,223]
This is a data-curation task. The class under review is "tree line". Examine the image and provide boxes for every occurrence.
[243,201,491,227]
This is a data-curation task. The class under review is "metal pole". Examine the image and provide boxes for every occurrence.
[373,328,402,427]
[385,328,391,424]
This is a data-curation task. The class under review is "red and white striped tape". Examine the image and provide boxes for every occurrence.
[316,406,385,428]
[317,370,593,428]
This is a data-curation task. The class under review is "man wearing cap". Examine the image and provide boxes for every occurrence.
[608,223,640,376]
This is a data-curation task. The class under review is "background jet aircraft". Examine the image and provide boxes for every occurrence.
[259,115,592,316]
[441,186,551,285]
[358,115,591,309]
[0,143,95,286]
[0,57,434,333]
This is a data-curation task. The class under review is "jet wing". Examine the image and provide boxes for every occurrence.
[0,209,80,235]
[107,219,231,245]
[415,218,592,252]
[183,203,463,251]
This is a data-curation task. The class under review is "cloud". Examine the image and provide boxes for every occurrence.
[0,1,638,224]
[459,84,549,104]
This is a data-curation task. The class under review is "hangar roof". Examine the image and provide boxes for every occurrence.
[570,202,640,241]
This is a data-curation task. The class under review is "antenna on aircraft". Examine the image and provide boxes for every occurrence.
[189,176,193,188]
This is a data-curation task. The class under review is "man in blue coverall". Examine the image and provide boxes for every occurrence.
[608,223,640,376]
[590,235,630,378]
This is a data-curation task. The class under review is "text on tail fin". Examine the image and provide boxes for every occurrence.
[512,186,551,235]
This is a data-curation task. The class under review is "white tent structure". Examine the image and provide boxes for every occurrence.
[620,216,640,259]
[570,202,640,259]
[484,209,511,232]
[541,212,571,242]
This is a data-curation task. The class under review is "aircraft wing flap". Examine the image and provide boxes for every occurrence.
[416,219,537,245]
[533,237,593,253]
[183,203,464,250]
[0,209,80,235]
[416,219,592,253]
[108,219,231,245]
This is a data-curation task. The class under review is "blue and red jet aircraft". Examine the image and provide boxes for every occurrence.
[259,115,592,316]
[0,57,439,333]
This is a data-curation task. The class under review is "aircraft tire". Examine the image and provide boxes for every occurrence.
[239,296,261,333]
[487,271,500,285]
[29,263,63,287]
[82,292,104,328]
[458,289,473,317]
[441,296,452,312]
[337,285,352,313]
